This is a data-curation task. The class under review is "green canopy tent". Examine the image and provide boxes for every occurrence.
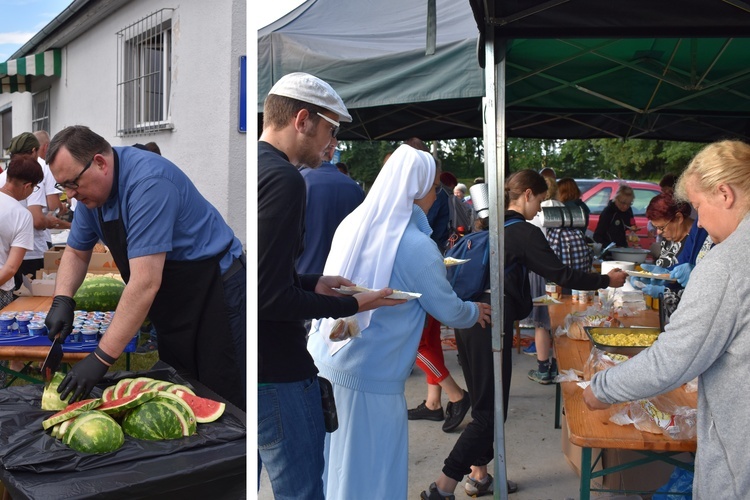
[259,0,750,142]
[473,1,750,497]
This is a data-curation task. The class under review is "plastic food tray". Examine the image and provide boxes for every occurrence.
[584,326,661,356]
[0,333,138,352]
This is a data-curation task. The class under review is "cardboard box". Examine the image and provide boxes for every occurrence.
[601,449,693,491]
[44,245,117,271]
[562,415,694,493]
[560,414,604,489]
[21,274,56,296]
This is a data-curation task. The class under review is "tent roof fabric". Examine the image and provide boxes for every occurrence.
[0,49,62,94]
[258,0,750,142]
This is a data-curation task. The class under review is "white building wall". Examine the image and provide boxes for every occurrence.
[2,0,246,245]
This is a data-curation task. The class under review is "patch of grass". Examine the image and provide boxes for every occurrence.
[1,335,159,388]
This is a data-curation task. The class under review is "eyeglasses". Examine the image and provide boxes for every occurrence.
[55,154,96,190]
[615,198,633,207]
[316,112,340,138]
[652,219,673,232]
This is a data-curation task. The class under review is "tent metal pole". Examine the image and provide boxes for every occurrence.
[483,9,509,500]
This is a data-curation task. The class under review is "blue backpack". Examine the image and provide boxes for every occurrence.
[446,219,523,301]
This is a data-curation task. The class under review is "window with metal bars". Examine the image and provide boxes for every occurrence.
[116,9,174,136]
[32,89,50,133]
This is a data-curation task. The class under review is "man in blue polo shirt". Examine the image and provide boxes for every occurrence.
[296,137,365,275]
[43,125,246,409]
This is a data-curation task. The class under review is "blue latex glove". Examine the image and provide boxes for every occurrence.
[639,263,668,286]
[641,283,666,297]
[670,263,694,287]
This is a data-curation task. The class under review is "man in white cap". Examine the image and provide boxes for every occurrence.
[258,73,404,498]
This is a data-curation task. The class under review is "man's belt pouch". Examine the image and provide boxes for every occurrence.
[318,376,339,433]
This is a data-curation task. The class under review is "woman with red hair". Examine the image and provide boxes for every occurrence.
[646,192,700,268]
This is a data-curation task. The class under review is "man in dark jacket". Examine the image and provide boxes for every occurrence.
[258,72,402,499]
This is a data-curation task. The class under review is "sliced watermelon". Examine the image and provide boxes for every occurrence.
[113,379,134,400]
[140,379,164,392]
[124,377,154,397]
[50,423,62,438]
[42,398,102,430]
[165,383,195,396]
[147,380,173,392]
[63,410,124,454]
[122,400,189,440]
[175,390,226,423]
[41,372,73,411]
[98,391,158,416]
[100,385,117,403]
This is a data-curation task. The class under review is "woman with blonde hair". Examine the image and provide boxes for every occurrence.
[585,139,750,498]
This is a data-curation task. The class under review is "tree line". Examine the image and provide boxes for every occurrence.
[337,138,705,189]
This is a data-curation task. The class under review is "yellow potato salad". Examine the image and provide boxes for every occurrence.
[592,332,658,347]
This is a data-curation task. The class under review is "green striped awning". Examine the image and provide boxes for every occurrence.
[0,49,62,94]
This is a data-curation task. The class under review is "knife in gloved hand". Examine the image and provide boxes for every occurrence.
[41,333,64,382]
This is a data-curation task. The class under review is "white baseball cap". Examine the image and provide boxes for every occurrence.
[268,72,352,123]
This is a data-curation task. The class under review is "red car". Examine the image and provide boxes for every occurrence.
[576,179,662,250]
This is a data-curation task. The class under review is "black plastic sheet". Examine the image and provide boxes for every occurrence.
[0,363,246,499]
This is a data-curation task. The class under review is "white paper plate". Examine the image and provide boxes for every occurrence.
[625,270,676,282]
[443,257,470,267]
[334,285,422,301]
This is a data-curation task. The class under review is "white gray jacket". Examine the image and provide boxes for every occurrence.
[591,214,750,499]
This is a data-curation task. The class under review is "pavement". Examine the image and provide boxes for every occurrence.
[257,327,585,500]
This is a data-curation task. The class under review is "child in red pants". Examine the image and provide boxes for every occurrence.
[408,315,471,433]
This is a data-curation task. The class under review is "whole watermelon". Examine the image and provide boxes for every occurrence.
[63,410,124,454]
[73,276,125,311]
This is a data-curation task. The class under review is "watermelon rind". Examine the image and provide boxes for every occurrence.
[121,401,186,440]
[124,377,154,397]
[63,410,124,454]
[153,393,197,435]
[145,380,173,392]
[98,390,159,416]
[58,417,77,440]
[41,372,73,411]
[155,399,196,437]
[42,398,102,430]
[175,390,226,424]
[165,383,195,396]
[100,385,117,403]
[72,276,125,312]
[50,423,61,439]
[140,380,166,392]
[113,379,134,400]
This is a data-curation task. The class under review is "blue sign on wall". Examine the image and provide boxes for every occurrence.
[238,56,246,133]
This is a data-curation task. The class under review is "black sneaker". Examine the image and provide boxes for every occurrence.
[420,482,455,500]
[442,390,470,432]
[527,367,553,385]
[408,401,444,421]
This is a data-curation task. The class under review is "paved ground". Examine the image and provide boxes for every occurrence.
[258,328,585,499]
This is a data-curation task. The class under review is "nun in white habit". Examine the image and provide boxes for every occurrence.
[307,144,491,500]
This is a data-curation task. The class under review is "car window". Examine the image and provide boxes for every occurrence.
[585,187,612,214]
[575,180,599,193]
[632,188,660,216]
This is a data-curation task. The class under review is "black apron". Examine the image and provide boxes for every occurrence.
[98,152,244,409]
